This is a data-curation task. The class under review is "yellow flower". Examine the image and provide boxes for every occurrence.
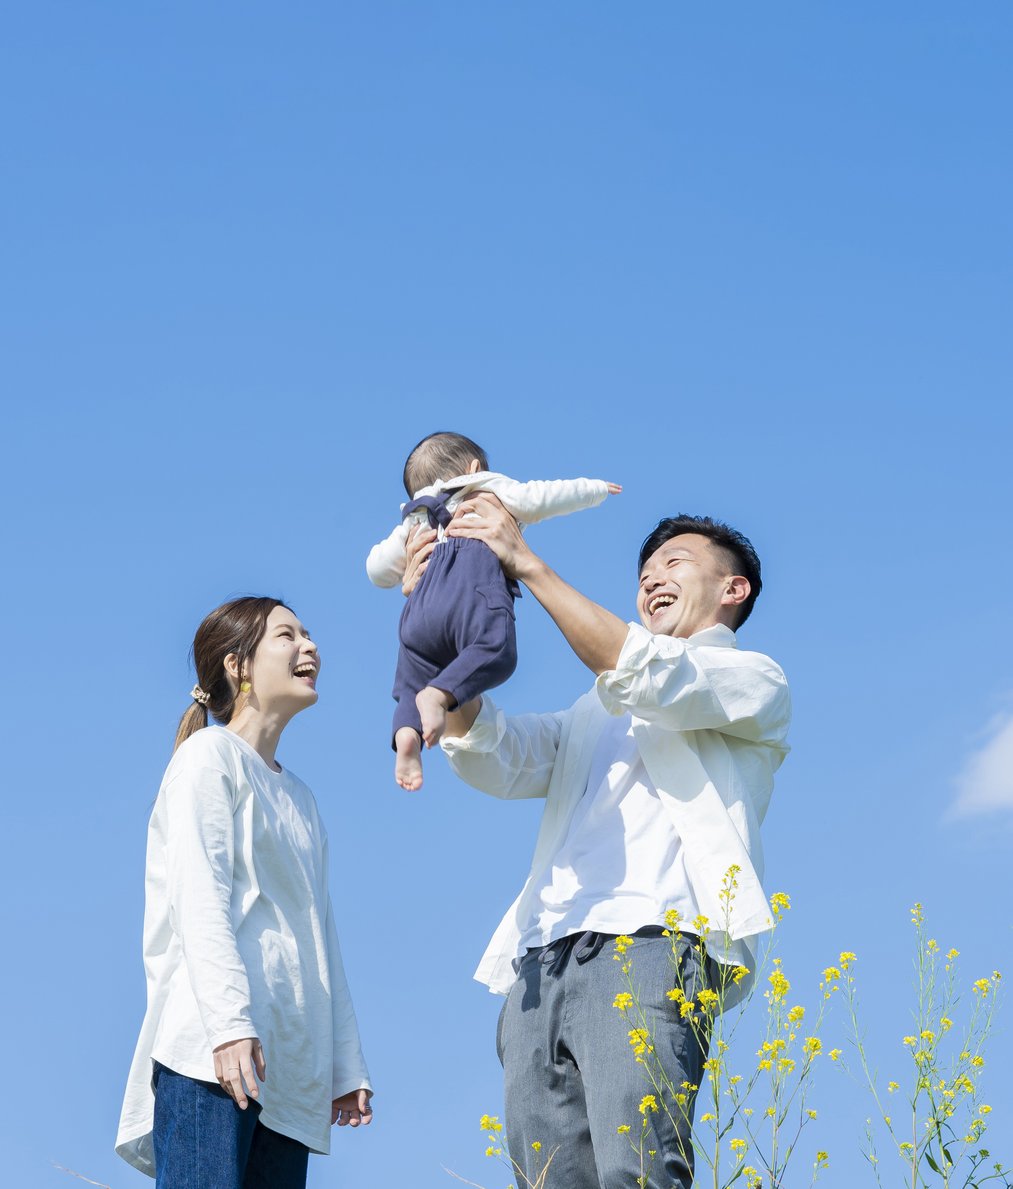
[479,1115,503,1132]
[919,1029,935,1042]
[485,1146,499,1157]
[778,1057,796,1073]
[757,1058,773,1072]
[767,967,791,1002]
[971,1055,985,1068]
[829,1048,842,1061]
[926,938,939,954]
[803,1037,822,1058]
[613,992,633,1012]
[947,948,959,960]
[664,908,681,929]
[910,903,924,926]
[531,1141,542,1152]
[614,935,635,956]
[822,966,841,983]
[900,1142,914,1153]
[902,1036,917,1047]
[627,1028,653,1056]
[700,1112,716,1122]
[692,914,710,935]
[703,1058,721,1075]
[787,1005,806,1023]
[639,1095,658,1115]
[816,1151,829,1166]
[839,951,857,969]
[770,891,791,917]
[617,1124,631,1134]
[678,1000,695,1019]
[980,1104,993,1115]
[698,989,720,1010]
[731,965,750,984]
[973,978,991,995]
[807,1109,818,1119]
[729,1138,747,1156]
[887,1081,899,1092]
[940,1016,953,1032]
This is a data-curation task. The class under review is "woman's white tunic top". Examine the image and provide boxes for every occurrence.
[116,727,371,1176]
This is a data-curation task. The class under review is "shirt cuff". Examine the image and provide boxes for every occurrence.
[439,696,505,755]
[595,622,685,715]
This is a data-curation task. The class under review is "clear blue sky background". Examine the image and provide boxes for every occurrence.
[2,3,1011,1186]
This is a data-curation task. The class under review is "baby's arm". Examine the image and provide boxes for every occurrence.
[479,475,620,525]
[365,522,411,587]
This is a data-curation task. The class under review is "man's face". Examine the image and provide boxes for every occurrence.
[636,533,741,639]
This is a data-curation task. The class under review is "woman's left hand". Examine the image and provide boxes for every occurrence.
[332,1088,374,1127]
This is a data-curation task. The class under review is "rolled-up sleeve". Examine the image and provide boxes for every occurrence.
[441,696,565,799]
[596,623,790,745]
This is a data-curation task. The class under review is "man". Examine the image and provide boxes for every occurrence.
[424,498,791,1189]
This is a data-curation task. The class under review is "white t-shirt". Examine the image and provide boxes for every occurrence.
[116,727,371,1176]
[519,712,748,968]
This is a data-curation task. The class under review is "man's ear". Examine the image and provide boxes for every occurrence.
[721,575,751,610]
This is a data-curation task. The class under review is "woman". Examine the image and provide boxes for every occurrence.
[116,597,373,1187]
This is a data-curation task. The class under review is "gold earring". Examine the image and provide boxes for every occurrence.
[240,680,251,693]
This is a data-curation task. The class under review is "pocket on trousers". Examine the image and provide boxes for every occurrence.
[477,585,516,619]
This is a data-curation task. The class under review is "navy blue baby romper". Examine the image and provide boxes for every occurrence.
[391,492,519,743]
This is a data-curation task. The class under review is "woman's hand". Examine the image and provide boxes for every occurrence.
[213,1037,266,1110]
[402,525,438,597]
[332,1088,374,1127]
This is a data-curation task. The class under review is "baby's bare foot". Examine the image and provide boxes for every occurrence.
[416,686,452,748]
[394,727,423,791]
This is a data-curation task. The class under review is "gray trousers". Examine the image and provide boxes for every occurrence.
[497,928,714,1189]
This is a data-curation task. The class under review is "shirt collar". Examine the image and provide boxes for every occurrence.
[685,623,737,648]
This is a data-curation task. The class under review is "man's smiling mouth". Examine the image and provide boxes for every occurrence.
[647,594,678,615]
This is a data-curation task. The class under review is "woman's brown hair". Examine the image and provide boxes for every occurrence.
[173,596,290,751]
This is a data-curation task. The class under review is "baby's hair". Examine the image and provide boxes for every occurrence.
[403,431,490,495]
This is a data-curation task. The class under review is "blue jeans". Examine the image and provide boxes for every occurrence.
[152,1063,309,1189]
[497,929,715,1189]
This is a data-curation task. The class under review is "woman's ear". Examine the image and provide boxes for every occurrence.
[223,652,241,685]
[467,458,482,474]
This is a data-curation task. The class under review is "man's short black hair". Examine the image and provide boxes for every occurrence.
[403,431,490,496]
[638,514,763,628]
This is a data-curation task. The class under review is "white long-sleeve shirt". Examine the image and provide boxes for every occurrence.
[441,622,791,1001]
[116,727,371,1177]
[366,471,611,588]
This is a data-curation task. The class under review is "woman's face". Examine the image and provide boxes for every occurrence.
[243,605,321,714]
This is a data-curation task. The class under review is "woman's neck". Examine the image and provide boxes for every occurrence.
[225,705,291,771]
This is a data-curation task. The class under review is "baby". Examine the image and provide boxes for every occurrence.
[367,431,621,790]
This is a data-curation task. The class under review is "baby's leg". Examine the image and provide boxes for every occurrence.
[416,686,454,748]
[394,726,424,791]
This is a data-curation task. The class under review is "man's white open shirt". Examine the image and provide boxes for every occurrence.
[441,621,791,997]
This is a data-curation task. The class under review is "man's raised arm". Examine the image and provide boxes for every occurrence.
[445,491,628,676]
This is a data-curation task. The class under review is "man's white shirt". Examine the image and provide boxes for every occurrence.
[441,622,791,1000]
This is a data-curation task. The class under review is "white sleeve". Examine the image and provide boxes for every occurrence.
[478,476,611,525]
[366,522,410,587]
[596,624,791,745]
[323,875,372,1099]
[163,765,257,1050]
[440,695,565,799]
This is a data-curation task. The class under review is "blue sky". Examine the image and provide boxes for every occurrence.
[2,3,1011,1186]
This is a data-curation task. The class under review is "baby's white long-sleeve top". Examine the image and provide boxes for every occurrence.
[116,726,371,1176]
[366,471,611,588]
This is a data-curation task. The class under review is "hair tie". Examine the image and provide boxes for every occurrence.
[191,684,211,707]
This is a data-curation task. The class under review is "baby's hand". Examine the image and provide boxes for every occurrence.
[606,483,622,494]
